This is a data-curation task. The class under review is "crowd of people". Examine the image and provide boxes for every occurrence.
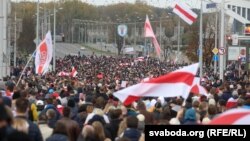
[0,54,250,141]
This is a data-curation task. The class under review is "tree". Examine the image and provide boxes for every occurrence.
[184,13,216,66]
[16,2,36,54]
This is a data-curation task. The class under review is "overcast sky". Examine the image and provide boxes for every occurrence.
[15,0,207,8]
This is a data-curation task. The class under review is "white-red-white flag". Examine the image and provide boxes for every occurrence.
[210,108,250,125]
[190,77,208,97]
[58,71,70,77]
[35,31,53,75]
[173,1,198,25]
[144,15,161,57]
[71,67,78,77]
[134,57,145,62]
[114,63,199,106]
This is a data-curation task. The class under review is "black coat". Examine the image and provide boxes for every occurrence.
[105,119,122,141]
[46,134,69,141]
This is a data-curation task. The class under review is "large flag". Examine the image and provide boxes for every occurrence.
[144,15,161,57]
[173,0,198,25]
[35,31,53,75]
[210,108,250,124]
[114,63,199,106]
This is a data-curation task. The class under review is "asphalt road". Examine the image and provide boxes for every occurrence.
[55,43,93,58]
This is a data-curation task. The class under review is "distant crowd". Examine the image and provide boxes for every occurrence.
[0,54,250,141]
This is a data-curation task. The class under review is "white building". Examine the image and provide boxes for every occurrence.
[224,0,250,34]
[0,0,11,79]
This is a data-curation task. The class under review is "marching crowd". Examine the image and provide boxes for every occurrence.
[0,54,250,141]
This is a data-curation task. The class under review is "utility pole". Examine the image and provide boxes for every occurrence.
[177,17,180,62]
[14,0,17,67]
[134,21,136,48]
[36,0,40,48]
[219,0,225,80]
[53,0,56,71]
[199,0,203,78]
[214,11,218,74]
[160,18,162,53]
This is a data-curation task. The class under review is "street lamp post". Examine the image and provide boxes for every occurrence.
[36,0,40,49]
[14,0,17,67]
[199,0,203,78]
[160,18,162,52]
[219,0,225,80]
[53,1,56,71]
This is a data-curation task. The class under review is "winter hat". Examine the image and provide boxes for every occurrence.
[184,108,196,121]
[208,98,216,106]
[202,117,211,124]
[169,118,180,125]
[232,90,238,97]
[36,100,44,105]
[137,114,145,131]
[137,114,145,122]
[48,89,54,94]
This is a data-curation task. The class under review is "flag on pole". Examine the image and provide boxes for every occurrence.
[144,15,161,57]
[114,63,199,106]
[35,31,53,75]
[71,66,78,77]
[173,0,198,25]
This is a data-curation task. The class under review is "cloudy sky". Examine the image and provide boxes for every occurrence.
[16,0,215,8]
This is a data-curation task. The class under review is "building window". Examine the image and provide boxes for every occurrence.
[228,4,231,9]
[242,8,246,18]
[232,6,236,12]
[248,8,250,20]
[237,6,241,15]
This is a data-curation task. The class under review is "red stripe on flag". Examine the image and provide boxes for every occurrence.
[191,84,199,94]
[175,4,196,22]
[145,72,194,86]
[210,113,250,124]
[124,95,140,106]
[38,41,47,74]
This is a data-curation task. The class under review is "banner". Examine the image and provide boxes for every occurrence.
[118,24,128,37]
[35,31,53,75]
[228,46,246,61]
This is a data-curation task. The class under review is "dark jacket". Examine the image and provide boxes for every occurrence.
[123,128,141,141]
[46,134,69,141]
[105,119,122,141]
[39,104,61,121]
[139,110,154,125]
[75,112,88,129]
[15,116,43,141]
[221,91,232,102]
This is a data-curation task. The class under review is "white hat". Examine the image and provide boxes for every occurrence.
[137,114,145,122]
[208,99,216,106]
[232,90,238,96]
[97,83,102,88]
[202,117,211,124]
[169,118,180,125]
[36,100,44,105]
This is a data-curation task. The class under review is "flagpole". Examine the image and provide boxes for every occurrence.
[36,0,40,52]
[214,10,218,74]
[177,17,180,63]
[199,0,203,78]
[219,0,225,80]
[16,50,36,86]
